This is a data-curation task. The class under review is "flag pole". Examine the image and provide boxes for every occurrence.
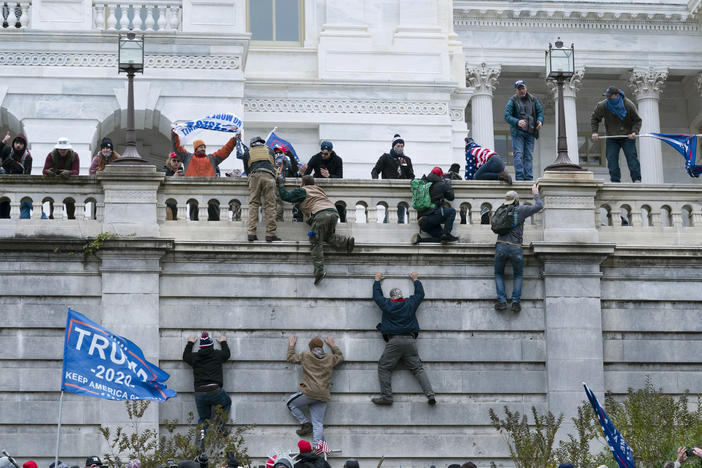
[599,133,702,139]
[265,126,278,142]
[54,390,64,468]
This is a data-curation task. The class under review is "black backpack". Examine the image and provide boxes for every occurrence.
[491,204,519,235]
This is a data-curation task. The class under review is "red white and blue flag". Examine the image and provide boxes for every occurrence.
[266,131,302,169]
[648,133,701,178]
[584,382,635,468]
[465,141,498,180]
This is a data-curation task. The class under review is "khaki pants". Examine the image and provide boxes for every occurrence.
[247,171,277,236]
[311,210,347,274]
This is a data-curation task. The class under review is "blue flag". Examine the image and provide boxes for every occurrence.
[266,131,302,168]
[61,308,176,401]
[584,383,635,468]
[649,133,701,178]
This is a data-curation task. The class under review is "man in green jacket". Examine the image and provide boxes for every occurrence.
[591,85,643,183]
[286,336,344,447]
[278,175,354,285]
[504,80,544,181]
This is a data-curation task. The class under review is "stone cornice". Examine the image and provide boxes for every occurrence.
[0,51,241,69]
[243,98,449,116]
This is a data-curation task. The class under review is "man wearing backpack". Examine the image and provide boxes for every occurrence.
[493,184,542,313]
[411,167,458,244]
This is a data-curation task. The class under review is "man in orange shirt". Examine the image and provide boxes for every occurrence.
[171,129,237,177]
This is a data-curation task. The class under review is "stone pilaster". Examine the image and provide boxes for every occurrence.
[450,88,472,164]
[466,63,500,149]
[628,67,668,183]
[546,68,584,165]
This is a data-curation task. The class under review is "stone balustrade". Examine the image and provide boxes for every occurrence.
[92,0,181,31]
[2,0,30,29]
[1,168,702,247]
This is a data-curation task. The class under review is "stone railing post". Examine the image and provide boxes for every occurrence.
[98,165,163,236]
[535,171,612,436]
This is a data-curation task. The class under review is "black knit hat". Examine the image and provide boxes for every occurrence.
[391,134,404,148]
[100,137,113,149]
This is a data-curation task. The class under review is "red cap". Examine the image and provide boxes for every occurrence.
[169,152,178,159]
[24,462,38,468]
[430,167,443,176]
[298,440,312,453]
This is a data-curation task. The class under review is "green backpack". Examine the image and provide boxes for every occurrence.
[410,178,435,211]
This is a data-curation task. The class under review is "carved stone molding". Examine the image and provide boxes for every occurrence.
[628,67,669,100]
[0,52,241,69]
[243,99,449,116]
[449,108,465,121]
[546,67,585,98]
[465,63,500,95]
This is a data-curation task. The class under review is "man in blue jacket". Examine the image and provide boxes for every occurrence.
[504,80,544,181]
[371,271,435,406]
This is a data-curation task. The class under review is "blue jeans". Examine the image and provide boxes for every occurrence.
[0,200,33,219]
[418,207,456,241]
[494,243,523,304]
[474,156,506,180]
[605,138,641,182]
[512,132,535,181]
[194,389,232,425]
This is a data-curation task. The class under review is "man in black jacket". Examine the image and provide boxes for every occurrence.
[304,141,342,179]
[0,131,33,219]
[371,134,414,180]
[182,332,231,425]
[412,167,458,244]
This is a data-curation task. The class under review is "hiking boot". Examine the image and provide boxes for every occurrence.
[314,269,327,286]
[296,422,313,436]
[427,396,437,406]
[511,302,521,313]
[440,233,459,243]
[248,234,258,242]
[494,301,507,311]
[265,235,281,242]
[346,237,355,253]
[498,171,513,185]
[411,233,421,245]
[371,397,393,406]
[417,216,426,225]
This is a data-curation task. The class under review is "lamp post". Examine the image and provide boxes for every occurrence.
[544,38,583,171]
[115,31,146,163]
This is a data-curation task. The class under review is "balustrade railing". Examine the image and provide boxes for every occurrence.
[2,1,30,29]
[93,0,181,31]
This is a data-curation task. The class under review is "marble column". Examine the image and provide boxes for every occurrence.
[547,68,584,165]
[466,63,500,149]
[628,68,668,184]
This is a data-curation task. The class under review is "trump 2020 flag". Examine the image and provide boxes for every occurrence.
[584,382,635,468]
[649,133,701,178]
[61,308,176,401]
[266,131,302,168]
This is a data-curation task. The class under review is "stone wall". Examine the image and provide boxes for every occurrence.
[2,167,702,467]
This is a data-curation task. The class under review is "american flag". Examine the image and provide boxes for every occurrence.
[465,141,497,180]
[314,439,329,456]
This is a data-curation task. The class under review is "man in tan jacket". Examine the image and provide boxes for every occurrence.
[286,336,344,447]
[278,175,354,285]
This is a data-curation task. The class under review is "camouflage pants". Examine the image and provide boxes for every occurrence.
[310,210,347,274]
[247,171,277,236]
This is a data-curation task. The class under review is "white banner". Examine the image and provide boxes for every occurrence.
[172,113,243,143]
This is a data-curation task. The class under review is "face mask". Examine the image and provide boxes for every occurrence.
[394,146,404,155]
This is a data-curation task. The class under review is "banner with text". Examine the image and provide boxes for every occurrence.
[61,308,176,401]
[172,113,243,143]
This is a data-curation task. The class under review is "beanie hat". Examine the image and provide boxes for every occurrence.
[23,462,38,468]
[192,139,206,152]
[308,337,323,350]
[430,167,443,177]
[320,140,333,151]
[100,137,113,149]
[392,134,404,148]
[298,440,312,453]
[13,133,27,146]
[389,288,403,300]
[85,457,102,467]
[199,331,214,348]
[449,163,460,173]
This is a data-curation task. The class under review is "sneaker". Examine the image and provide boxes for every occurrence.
[494,301,507,311]
[247,234,258,242]
[440,234,459,243]
[427,396,436,406]
[346,237,355,253]
[511,302,521,313]
[411,233,421,245]
[314,270,327,286]
[498,171,513,185]
[371,397,393,406]
[265,235,281,242]
[296,422,313,436]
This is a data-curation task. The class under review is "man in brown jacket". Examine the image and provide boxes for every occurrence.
[286,336,344,447]
[278,175,354,285]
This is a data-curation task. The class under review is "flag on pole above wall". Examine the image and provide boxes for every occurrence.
[583,382,635,468]
[648,133,701,178]
[61,308,176,401]
[266,131,303,168]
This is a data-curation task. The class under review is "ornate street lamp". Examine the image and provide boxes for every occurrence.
[544,38,583,171]
[115,31,146,163]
